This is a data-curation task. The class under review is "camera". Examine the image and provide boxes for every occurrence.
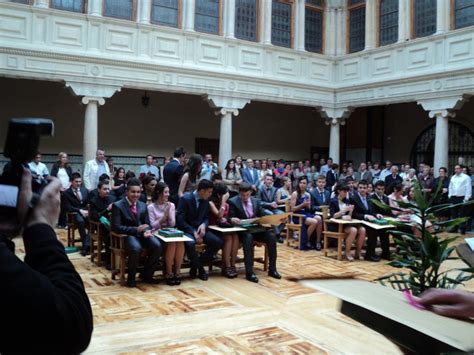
[0,118,54,225]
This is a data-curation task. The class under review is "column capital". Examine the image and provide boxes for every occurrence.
[317,106,353,125]
[215,108,240,117]
[428,109,456,119]
[418,95,469,115]
[204,94,251,111]
[66,81,121,99]
[82,96,105,106]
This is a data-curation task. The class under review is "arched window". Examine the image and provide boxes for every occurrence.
[305,0,324,53]
[195,0,222,35]
[235,0,258,42]
[378,0,398,46]
[413,0,436,38]
[51,0,86,13]
[453,0,474,29]
[151,0,180,28]
[104,0,136,21]
[272,0,294,48]
[348,0,365,53]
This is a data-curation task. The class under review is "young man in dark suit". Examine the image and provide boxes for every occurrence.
[325,163,339,191]
[257,174,285,242]
[228,183,281,283]
[63,173,90,256]
[370,180,390,213]
[242,159,261,193]
[111,178,162,287]
[163,147,186,206]
[176,179,223,281]
[311,175,331,211]
[350,180,389,261]
[89,182,116,269]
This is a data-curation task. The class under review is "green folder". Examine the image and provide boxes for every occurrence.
[158,228,184,238]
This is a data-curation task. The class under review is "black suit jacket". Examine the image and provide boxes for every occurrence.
[176,192,210,235]
[350,193,376,220]
[50,163,73,180]
[163,159,184,205]
[370,193,390,215]
[63,186,89,213]
[89,193,116,221]
[329,197,350,217]
[384,174,403,191]
[228,196,266,221]
[0,224,92,353]
[310,188,331,211]
[111,198,150,236]
[326,170,338,189]
[257,185,278,209]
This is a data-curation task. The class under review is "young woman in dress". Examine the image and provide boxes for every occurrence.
[140,175,157,205]
[178,154,203,198]
[290,176,323,250]
[209,183,239,278]
[148,182,182,285]
[222,159,243,197]
[50,152,72,228]
[276,176,292,206]
[328,184,366,261]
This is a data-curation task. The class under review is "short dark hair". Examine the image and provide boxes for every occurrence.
[127,178,141,190]
[98,182,109,190]
[99,173,110,183]
[358,179,368,186]
[146,154,153,159]
[335,183,349,195]
[374,180,385,188]
[439,167,447,173]
[197,179,213,191]
[392,183,404,192]
[317,176,326,181]
[265,173,273,179]
[331,163,339,169]
[71,172,81,180]
[173,147,186,158]
[125,171,136,180]
[239,182,252,192]
[345,176,354,183]
[211,173,222,181]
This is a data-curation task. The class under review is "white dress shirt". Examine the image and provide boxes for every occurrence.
[28,161,49,177]
[448,173,472,201]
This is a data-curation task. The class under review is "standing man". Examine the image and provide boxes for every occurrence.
[28,151,49,184]
[384,165,402,194]
[242,159,261,194]
[326,163,339,192]
[320,158,332,176]
[163,147,186,206]
[199,154,218,181]
[111,178,162,287]
[83,149,110,191]
[228,183,281,283]
[139,154,161,181]
[355,162,372,183]
[63,173,90,256]
[379,160,393,182]
[448,165,472,235]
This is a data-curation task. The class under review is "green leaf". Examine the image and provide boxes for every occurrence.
[413,181,428,210]
[435,218,470,230]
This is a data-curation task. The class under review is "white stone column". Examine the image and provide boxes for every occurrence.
[33,0,49,8]
[295,0,306,51]
[365,0,376,50]
[88,0,103,17]
[262,0,272,45]
[436,0,451,34]
[398,0,410,42]
[137,0,151,24]
[430,110,454,176]
[216,108,238,169]
[183,0,195,31]
[82,97,105,165]
[328,118,341,164]
[224,0,236,38]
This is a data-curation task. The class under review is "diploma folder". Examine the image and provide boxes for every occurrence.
[158,228,184,238]
[299,279,474,354]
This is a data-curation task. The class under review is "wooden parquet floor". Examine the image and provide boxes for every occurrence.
[14,230,474,354]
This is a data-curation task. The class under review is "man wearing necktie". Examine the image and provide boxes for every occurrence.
[310,176,331,212]
[256,174,285,242]
[111,178,162,287]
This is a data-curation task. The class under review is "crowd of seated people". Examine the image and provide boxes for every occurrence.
[26,148,473,285]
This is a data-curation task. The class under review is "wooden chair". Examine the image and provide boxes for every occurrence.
[88,205,104,266]
[253,241,269,271]
[66,212,81,247]
[284,200,305,248]
[322,208,346,261]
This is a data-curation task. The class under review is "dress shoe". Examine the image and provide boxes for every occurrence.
[229,266,238,278]
[364,255,381,262]
[126,279,137,288]
[277,236,284,244]
[198,267,208,281]
[268,270,282,279]
[190,267,197,279]
[315,242,322,251]
[165,273,175,286]
[246,272,259,283]
[173,273,182,285]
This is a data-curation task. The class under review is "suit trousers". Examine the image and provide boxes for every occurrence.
[240,230,277,274]
[74,213,90,249]
[365,229,390,258]
[125,235,162,280]
[185,231,224,270]
[450,196,466,233]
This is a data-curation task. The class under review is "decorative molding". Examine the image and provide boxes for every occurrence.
[82,96,105,105]
[417,95,470,118]
[317,107,354,126]
[65,81,122,99]
[204,95,251,111]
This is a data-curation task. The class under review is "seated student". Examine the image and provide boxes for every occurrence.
[350,180,389,261]
[276,176,292,206]
[242,159,261,194]
[371,180,390,210]
[209,183,239,278]
[148,182,183,286]
[111,178,162,287]
[89,182,116,269]
[176,179,223,281]
[290,176,323,250]
[310,175,331,212]
[228,183,281,283]
[345,176,356,199]
[140,175,158,205]
[63,173,90,256]
[329,183,366,261]
[257,174,285,243]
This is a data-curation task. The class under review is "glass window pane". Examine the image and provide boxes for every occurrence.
[52,0,84,13]
[10,0,30,3]
[414,0,437,38]
[104,0,134,20]
[235,0,258,41]
[305,7,323,53]
[272,0,292,48]
[350,0,365,5]
[455,0,474,29]
[306,0,323,6]
[349,6,365,52]
[379,0,398,46]
[195,0,220,34]
[151,0,179,27]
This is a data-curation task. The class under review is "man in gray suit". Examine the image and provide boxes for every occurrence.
[257,174,285,242]
[355,162,373,183]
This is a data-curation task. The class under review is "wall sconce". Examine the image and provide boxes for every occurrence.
[142,91,150,107]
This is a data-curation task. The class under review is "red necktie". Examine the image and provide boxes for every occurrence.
[130,203,137,217]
